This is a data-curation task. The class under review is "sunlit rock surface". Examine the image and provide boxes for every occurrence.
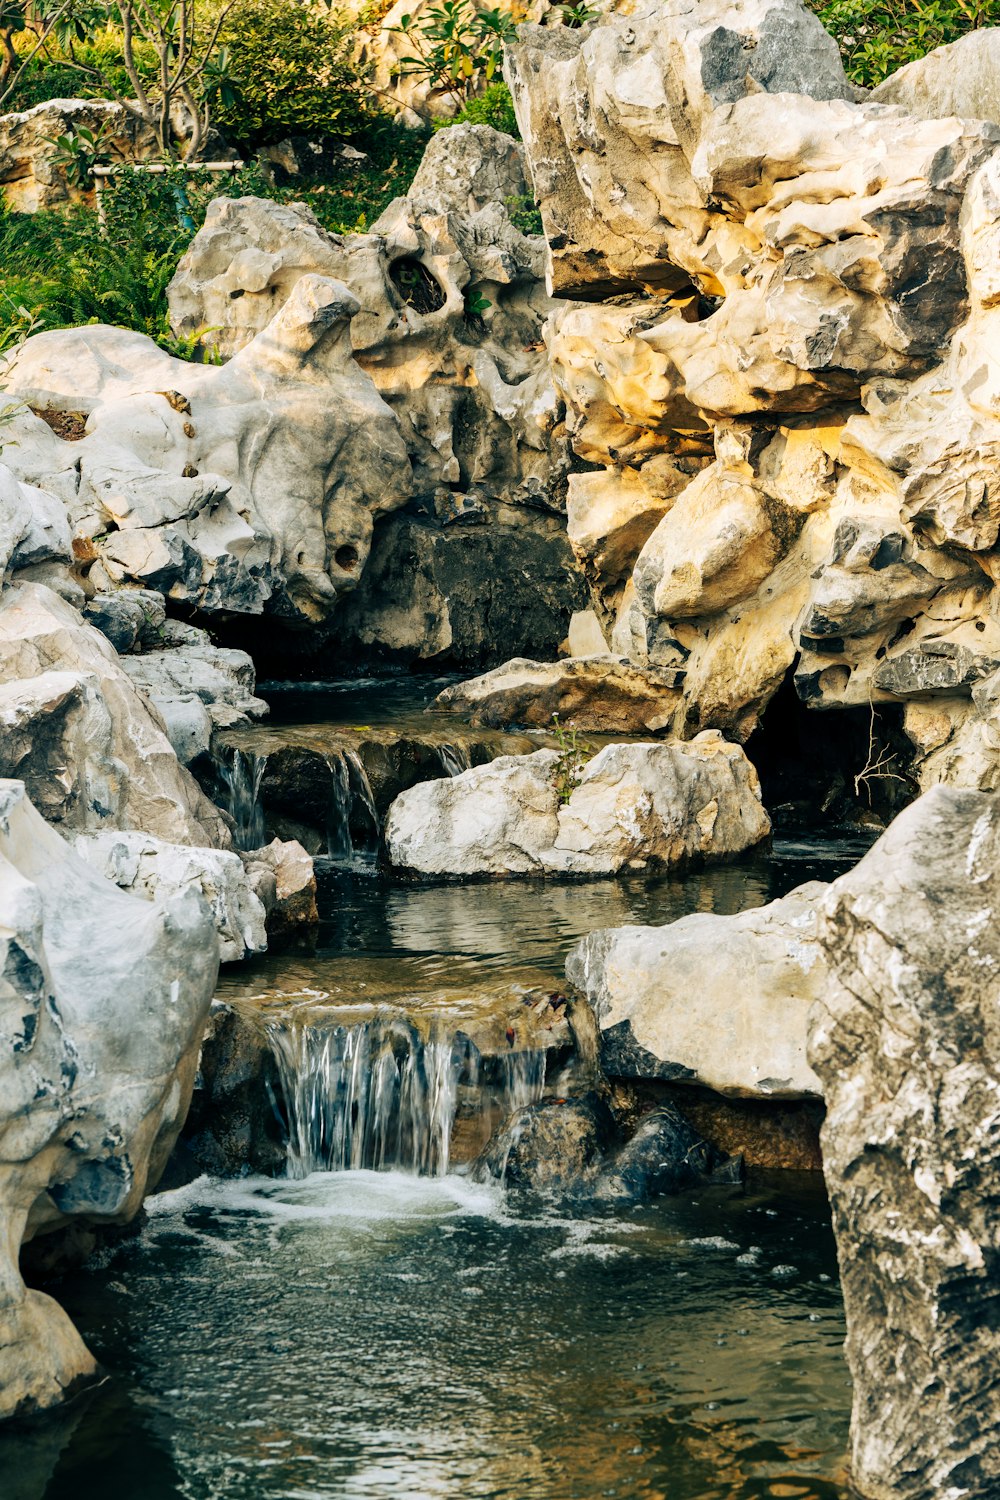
[385,732,770,876]
[0,779,217,1418]
[810,787,1000,1500]
[0,581,229,846]
[498,0,1000,785]
[567,883,825,1099]
[436,654,683,732]
[2,276,411,625]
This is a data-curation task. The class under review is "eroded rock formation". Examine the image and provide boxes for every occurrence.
[810,788,1000,1500]
[0,779,218,1418]
[496,0,1000,788]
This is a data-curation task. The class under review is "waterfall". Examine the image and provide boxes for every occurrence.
[219,748,268,851]
[437,742,470,778]
[264,1014,547,1179]
[324,749,380,863]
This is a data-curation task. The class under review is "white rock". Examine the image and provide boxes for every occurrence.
[0,778,217,1418]
[385,732,770,876]
[74,831,268,963]
[567,882,826,1098]
[0,580,229,846]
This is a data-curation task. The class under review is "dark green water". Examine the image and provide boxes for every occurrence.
[6,690,870,1500]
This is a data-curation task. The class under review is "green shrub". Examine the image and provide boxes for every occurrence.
[215,0,375,146]
[4,30,159,113]
[439,80,519,137]
[807,0,1000,87]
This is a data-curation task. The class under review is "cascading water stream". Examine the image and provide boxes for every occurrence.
[219,748,268,851]
[264,1013,547,1179]
[438,742,471,778]
[324,749,380,863]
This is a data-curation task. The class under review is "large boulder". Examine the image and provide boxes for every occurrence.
[384,731,770,876]
[0,99,158,213]
[567,882,825,1098]
[2,276,412,625]
[73,831,268,963]
[0,779,217,1419]
[871,29,1000,127]
[810,786,1000,1499]
[0,581,229,846]
[167,129,566,515]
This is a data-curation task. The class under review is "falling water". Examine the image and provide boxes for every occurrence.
[219,748,268,851]
[437,742,471,778]
[324,749,380,862]
[265,1013,547,1179]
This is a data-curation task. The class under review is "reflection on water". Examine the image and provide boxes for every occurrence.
[10,1171,851,1500]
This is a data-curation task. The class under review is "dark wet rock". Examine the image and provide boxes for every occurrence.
[174,1006,286,1180]
[473,1092,739,1206]
[84,588,167,654]
[336,512,588,670]
[473,1093,617,1196]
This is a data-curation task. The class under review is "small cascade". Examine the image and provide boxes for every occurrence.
[323,749,380,863]
[437,742,471,778]
[264,1013,548,1179]
[219,748,268,851]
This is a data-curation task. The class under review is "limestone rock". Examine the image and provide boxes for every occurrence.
[336,511,587,668]
[810,786,1000,1499]
[0,779,217,1419]
[384,731,770,877]
[0,580,228,846]
[0,99,158,213]
[871,29,1000,127]
[119,636,268,762]
[167,134,565,515]
[567,882,826,1099]
[436,654,682,732]
[3,277,412,625]
[239,838,319,939]
[73,830,268,963]
[83,589,167,654]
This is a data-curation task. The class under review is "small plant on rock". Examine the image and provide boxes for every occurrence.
[550,714,593,805]
[391,0,517,105]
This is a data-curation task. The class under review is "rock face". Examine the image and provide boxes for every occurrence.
[2,276,411,626]
[73,831,268,963]
[500,0,1000,787]
[0,99,158,212]
[0,581,229,846]
[809,786,1000,1500]
[384,731,770,876]
[436,653,683,732]
[0,779,217,1419]
[567,883,825,1098]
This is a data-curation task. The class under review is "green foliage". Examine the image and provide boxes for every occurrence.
[806,0,1000,86]
[505,191,542,235]
[3,29,159,110]
[49,122,114,189]
[391,0,517,104]
[283,119,429,233]
[215,0,375,146]
[440,79,519,136]
[550,714,593,805]
[559,1,600,25]
[0,293,42,448]
[0,163,270,352]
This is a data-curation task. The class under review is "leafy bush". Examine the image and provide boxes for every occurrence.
[807,0,1000,87]
[440,80,519,136]
[390,0,517,105]
[3,30,159,112]
[215,0,376,146]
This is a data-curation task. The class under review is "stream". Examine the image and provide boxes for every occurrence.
[7,679,870,1500]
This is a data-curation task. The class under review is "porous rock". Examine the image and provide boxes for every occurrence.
[810,786,1000,1500]
[0,779,217,1419]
